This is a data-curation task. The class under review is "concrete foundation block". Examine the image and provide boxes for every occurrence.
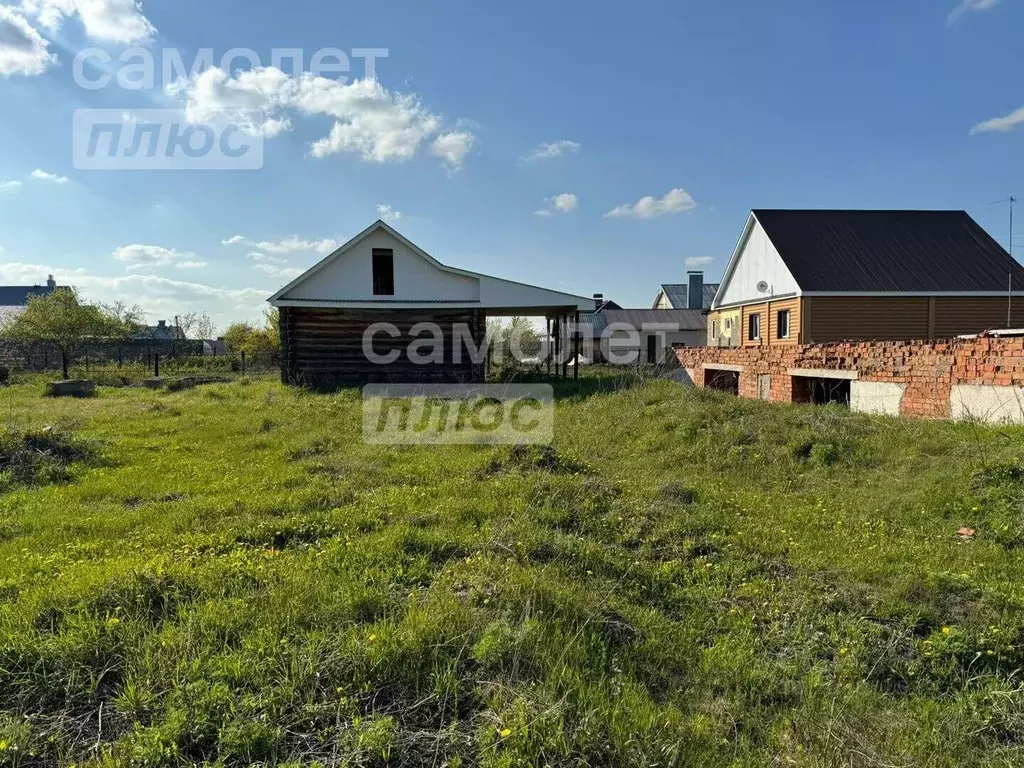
[45,380,95,398]
[143,378,166,390]
[951,385,1024,424]
[850,381,905,416]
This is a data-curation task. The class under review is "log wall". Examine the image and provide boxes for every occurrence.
[279,307,487,388]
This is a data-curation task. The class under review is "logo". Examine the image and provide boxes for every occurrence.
[362,384,554,445]
[73,109,263,170]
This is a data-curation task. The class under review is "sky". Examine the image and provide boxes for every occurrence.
[0,0,1023,332]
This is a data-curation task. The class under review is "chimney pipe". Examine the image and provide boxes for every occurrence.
[157,320,166,328]
[687,271,704,310]
[46,274,56,290]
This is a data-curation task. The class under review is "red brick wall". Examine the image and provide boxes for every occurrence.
[677,336,1024,419]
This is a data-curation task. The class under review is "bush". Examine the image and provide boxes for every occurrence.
[0,427,98,490]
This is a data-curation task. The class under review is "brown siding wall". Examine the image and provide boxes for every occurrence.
[737,299,802,346]
[806,297,929,343]
[933,297,1024,338]
[280,307,486,388]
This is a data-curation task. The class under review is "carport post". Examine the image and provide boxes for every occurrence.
[573,311,580,382]
[565,313,573,382]
[546,317,552,376]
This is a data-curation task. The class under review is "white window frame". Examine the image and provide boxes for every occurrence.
[748,313,761,341]
[777,309,790,340]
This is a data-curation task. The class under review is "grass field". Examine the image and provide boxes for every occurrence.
[2,375,1024,766]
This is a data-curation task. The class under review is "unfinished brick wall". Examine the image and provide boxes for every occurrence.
[677,336,1024,419]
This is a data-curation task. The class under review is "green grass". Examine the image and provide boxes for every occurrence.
[2,374,1024,766]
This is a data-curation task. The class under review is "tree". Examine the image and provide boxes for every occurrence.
[176,312,217,340]
[501,316,542,361]
[222,310,280,367]
[3,289,136,379]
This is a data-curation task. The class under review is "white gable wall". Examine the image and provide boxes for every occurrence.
[282,229,480,302]
[716,218,800,308]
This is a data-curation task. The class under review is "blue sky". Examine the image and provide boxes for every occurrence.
[0,0,1022,329]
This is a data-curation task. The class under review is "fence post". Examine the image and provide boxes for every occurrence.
[154,353,160,378]
[118,348,123,369]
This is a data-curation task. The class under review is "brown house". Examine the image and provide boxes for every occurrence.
[707,209,1024,347]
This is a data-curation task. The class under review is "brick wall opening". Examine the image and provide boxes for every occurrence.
[792,376,851,407]
[705,368,740,395]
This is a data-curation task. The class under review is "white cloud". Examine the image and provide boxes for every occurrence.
[535,192,578,216]
[604,188,697,219]
[252,263,304,279]
[430,131,475,171]
[971,106,1024,134]
[376,204,403,221]
[223,234,337,255]
[0,261,268,328]
[0,6,55,77]
[522,140,581,163]
[21,0,156,43]
[113,244,205,271]
[685,256,714,268]
[948,0,999,24]
[246,251,287,265]
[29,168,68,184]
[0,180,22,191]
[170,68,475,169]
[253,236,338,255]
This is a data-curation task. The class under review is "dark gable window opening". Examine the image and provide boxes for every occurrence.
[372,249,395,296]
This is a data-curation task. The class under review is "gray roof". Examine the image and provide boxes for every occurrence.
[581,309,707,337]
[752,209,1024,293]
[660,283,719,309]
[0,284,55,306]
[0,306,27,326]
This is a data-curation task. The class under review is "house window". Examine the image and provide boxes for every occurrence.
[725,318,732,331]
[711,320,718,338]
[372,249,394,296]
[748,313,761,341]
[777,309,790,340]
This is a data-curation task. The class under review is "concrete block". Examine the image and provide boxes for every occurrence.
[45,380,95,398]
[850,381,905,416]
[951,385,1024,424]
[143,378,166,390]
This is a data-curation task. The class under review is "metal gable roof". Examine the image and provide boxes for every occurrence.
[659,284,720,309]
[752,209,1024,293]
[581,309,708,337]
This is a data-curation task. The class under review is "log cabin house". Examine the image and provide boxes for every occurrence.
[268,220,595,387]
[707,209,1024,347]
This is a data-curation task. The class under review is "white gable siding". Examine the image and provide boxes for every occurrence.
[282,230,479,302]
[716,219,799,307]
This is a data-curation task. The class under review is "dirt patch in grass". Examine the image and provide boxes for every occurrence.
[479,445,590,477]
[0,426,99,491]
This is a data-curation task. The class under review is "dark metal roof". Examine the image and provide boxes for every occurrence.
[752,209,1024,293]
[661,284,719,309]
[581,309,707,337]
[0,285,54,305]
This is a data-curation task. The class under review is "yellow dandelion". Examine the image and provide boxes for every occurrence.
[500,728,512,738]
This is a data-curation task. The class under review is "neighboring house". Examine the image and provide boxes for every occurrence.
[581,308,707,364]
[132,319,183,341]
[653,272,720,310]
[708,209,1024,347]
[203,339,229,357]
[0,275,59,325]
[268,220,595,387]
